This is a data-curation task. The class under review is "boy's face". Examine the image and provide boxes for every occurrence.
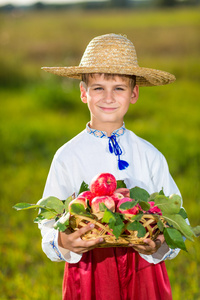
[80,74,139,134]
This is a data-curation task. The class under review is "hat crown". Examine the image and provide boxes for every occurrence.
[79,33,139,68]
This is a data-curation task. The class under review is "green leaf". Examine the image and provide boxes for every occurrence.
[163,213,194,241]
[70,203,86,214]
[178,208,188,219]
[13,202,58,219]
[102,209,125,239]
[54,222,67,232]
[139,201,150,211]
[192,226,200,237]
[154,194,181,214]
[126,221,146,237]
[78,181,89,194]
[129,187,150,202]
[148,192,159,201]
[116,180,127,189]
[37,196,64,214]
[38,208,58,219]
[164,227,187,251]
[168,194,182,211]
[119,200,138,211]
[102,208,116,223]
[157,219,165,231]
[33,214,46,223]
[110,214,125,239]
[54,213,70,231]
[99,202,107,211]
[54,219,69,232]
[70,203,92,218]
[64,195,75,212]
[131,213,143,221]
[13,203,42,210]
[159,189,165,195]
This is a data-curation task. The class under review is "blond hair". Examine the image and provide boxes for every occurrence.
[81,73,136,90]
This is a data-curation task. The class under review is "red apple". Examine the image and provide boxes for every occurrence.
[111,192,124,209]
[68,198,87,214]
[90,173,117,196]
[91,196,115,213]
[78,191,95,206]
[114,188,130,198]
[117,197,139,215]
[147,201,162,215]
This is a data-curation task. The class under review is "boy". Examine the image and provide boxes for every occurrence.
[40,34,181,300]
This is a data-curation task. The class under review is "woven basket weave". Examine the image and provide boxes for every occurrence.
[69,213,163,247]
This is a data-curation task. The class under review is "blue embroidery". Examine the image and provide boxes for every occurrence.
[50,234,65,261]
[163,249,175,260]
[86,128,107,138]
[86,122,126,138]
[86,123,128,170]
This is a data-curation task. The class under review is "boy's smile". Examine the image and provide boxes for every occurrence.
[80,74,139,136]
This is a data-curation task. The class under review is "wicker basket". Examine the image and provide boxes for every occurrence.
[69,212,163,247]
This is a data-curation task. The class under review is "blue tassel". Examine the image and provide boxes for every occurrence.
[118,159,129,170]
[108,135,129,170]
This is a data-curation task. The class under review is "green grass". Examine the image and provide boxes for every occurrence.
[0,6,200,300]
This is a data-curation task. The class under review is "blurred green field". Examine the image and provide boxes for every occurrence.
[0,6,200,300]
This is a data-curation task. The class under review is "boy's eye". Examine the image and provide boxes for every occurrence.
[94,87,103,91]
[115,87,125,91]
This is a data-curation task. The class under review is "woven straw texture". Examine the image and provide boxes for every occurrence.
[69,213,163,248]
[42,33,176,87]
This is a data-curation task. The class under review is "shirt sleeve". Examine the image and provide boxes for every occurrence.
[39,219,82,263]
[139,152,182,264]
[38,157,83,264]
[151,152,181,199]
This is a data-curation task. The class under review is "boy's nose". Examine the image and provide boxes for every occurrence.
[103,91,115,103]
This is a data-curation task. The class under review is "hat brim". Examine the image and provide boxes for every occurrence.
[41,66,176,87]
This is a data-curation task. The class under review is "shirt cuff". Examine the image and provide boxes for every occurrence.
[139,241,180,264]
[58,244,82,264]
[40,220,82,263]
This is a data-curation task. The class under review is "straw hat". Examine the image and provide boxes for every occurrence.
[42,33,176,86]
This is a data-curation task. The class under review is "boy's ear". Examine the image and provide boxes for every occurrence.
[80,81,87,103]
[130,85,139,104]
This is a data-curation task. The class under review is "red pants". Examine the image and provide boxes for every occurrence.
[63,247,172,300]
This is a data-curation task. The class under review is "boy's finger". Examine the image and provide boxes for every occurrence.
[72,223,96,239]
[143,237,162,250]
[132,238,162,254]
[154,239,162,249]
[82,237,104,249]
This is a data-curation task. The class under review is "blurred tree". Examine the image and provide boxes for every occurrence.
[187,0,200,4]
[156,0,177,5]
[33,2,45,9]
[108,0,130,7]
[0,4,15,11]
[155,0,200,6]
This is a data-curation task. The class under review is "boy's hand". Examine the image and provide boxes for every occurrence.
[58,223,104,254]
[130,234,165,255]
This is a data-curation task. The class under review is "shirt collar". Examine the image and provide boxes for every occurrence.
[86,122,126,138]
